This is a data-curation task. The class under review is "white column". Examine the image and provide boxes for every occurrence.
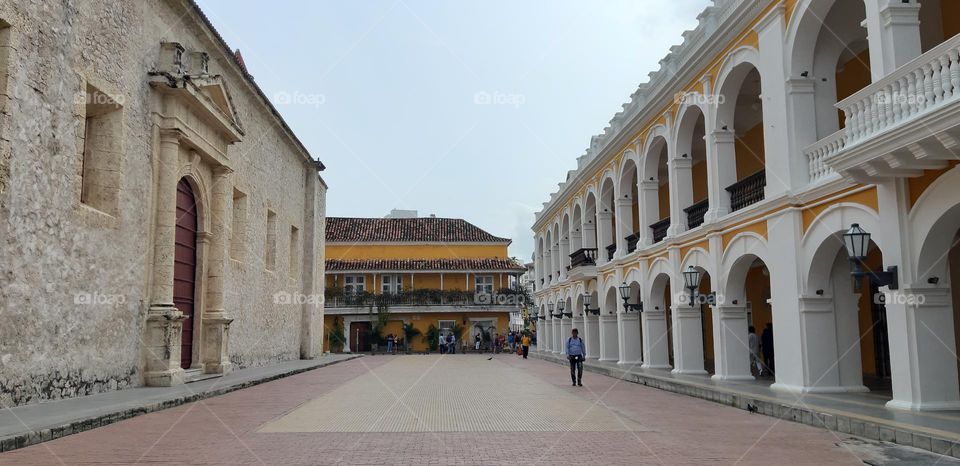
[552,316,562,354]
[638,180,659,247]
[711,305,754,380]
[585,314,600,359]
[755,5,800,195]
[641,307,671,369]
[559,317,572,354]
[598,314,619,362]
[582,222,597,250]
[863,0,922,81]
[559,238,570,280]
[543,251,551,285]
[667,157,693,237]
[615,198,634,257]
[784,78,817,186]
[552,242,560,282]
[596,211,613,264]
[671,303,707,375]
[617,312,642,365]
[704,130,735,222]
[886,287,960,410]
[767,210,808,393]
[540,316,550,352]
[797,294,868,392]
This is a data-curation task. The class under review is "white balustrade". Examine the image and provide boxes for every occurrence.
[803,129,844,183]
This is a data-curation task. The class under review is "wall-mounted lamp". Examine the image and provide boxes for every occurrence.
[843,223,898,291]
[582,293,600,316]
[618,282,643,312]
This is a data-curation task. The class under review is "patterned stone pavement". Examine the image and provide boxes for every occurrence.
[0,354,929,465]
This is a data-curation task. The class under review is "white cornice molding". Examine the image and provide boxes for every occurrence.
[533,0,774,232]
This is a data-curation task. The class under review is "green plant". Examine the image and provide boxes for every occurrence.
[451,322,466,342]
[424,324,440,352]
[402,323,421,352]
[327,316,346,352]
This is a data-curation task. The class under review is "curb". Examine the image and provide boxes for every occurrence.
[531,351,960,459]
[0,355,363,452]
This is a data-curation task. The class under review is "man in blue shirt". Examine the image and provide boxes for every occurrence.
[566,328,586,387]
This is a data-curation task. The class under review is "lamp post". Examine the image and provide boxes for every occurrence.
[582,293,600,315]
[552,301,564,319]
[843,223,898,291]
[618,282,643,312]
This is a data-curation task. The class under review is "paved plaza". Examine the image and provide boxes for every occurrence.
[0,355,950,465]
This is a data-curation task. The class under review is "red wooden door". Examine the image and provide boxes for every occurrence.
[350,322,371,352]
[174,178,198,369]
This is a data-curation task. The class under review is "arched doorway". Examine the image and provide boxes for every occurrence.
[174,178,199,369]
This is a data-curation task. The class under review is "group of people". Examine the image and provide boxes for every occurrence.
[438,332,457,354]
[384,334,403,354]
[748,323,775,377]
[437,330,535,359]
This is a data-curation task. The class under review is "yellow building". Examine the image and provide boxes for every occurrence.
[323,214,526,353]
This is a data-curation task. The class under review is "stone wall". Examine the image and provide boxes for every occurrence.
[0,0,326,406]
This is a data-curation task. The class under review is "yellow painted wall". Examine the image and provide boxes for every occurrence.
[801,187,879,233]
[700,275,715,371]
[908,161,959,209]
[835,49,871,128]
[692,160,708,203]
[746,265,772,333]
[734,123,766,180]
[323,312,512,352]
[327,244,508,260]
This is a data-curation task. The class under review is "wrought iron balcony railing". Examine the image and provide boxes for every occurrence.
[625,233,640,253]
[568,247,598,268]
[726,170,766,212]
[325,289,525,308]
[650,217,670,243]
[605,243,616,261]
[683,199,709,230]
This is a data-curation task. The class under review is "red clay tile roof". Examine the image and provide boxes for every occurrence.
[325,217,511,243]
[326,258,525,272]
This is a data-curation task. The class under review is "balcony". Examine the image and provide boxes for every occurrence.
[682,200,708,230]
[650,217,670,244]
[803,129,842,184]
[605,243,616,261]
[726,170,765,212]
[325,289,525,312]
[625,233,640,253]
[825,33,960,182]
[569,247,598,268]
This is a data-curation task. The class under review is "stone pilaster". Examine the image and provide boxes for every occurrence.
[671,303,707,375]
[617,312,642,365]
[202,165,233,374]
[598,314,619,362]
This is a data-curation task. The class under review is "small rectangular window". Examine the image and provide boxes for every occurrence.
[475,275,494,295]
[344,275,365,294]
[265,209,277,270]
[79,83,122,215]
[230,188,247,260]
[381,274,402,294]
[289,225,300,279]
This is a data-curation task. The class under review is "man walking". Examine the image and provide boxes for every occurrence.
[566,328,585,386]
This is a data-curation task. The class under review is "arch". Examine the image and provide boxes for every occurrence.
[641,133,670,183]
[801,202,883,292]
[713,46,762,129]
[680,247,715,280]
[719,232,770,303]
[913,165,960,283]
[645,257,675,303]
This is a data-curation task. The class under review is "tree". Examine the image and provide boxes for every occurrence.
[327,316,346,352]
[402,322,421,353]
[424,324,440,352]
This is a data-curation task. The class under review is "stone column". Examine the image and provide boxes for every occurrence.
[863,0,922,81]
[671,303,707,375]
[582,222,597,250]
[202,165,234,374]
[559,317,572,354]
[598,314,619,362]
[797,294,867,392]
[584,314,600,359]
[641,306,671,369]
[638,180,659,247]
[704,130,735,222]
[711,305,753,381]
[541,316,551,352]
[144,128,186,387]
[667,157,693,237]
[755,4,799,195]
[617,312,642,365]
[767,210,807,393]
[614,198,634,257]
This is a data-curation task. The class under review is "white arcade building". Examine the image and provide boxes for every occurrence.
[532,0,960,412]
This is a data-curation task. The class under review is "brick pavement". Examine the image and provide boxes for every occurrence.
[0,354,902,465]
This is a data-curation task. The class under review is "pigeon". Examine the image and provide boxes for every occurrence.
[747,404,759,414]
[487,357,493,360]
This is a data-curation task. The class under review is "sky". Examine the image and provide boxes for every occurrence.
[196,0,712,261]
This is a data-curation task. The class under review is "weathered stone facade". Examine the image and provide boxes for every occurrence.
[0,0,326,406]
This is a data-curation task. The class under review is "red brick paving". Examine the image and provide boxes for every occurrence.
[0,355,863,465]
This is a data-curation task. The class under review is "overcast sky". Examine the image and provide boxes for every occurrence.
[196,0,712,261]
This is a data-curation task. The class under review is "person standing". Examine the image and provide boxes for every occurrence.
[386,334,395,354]
[475,332,482,352]
[761,323,774,375]
[566,328,585,386]
[748,326,760,376]
[449,332,456,354]
[439,333,446,354]
[520,333,531,359]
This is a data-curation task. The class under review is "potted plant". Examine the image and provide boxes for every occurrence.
[327,316,346,352]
